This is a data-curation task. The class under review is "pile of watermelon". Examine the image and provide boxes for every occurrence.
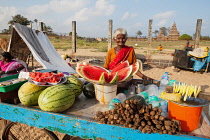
[18,75,83,112]
[76,60,139,84]
[29,72,64,84]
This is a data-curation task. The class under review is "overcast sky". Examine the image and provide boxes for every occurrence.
[0,0,210,38]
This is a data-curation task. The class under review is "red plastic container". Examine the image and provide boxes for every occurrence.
[168,101,203,132]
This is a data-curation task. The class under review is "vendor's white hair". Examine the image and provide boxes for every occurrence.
[113,28,128,39]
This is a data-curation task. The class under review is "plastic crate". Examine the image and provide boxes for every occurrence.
[0,74,27,93]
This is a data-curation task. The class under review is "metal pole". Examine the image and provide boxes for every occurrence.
[148,19,153,54]
[194,19,202,49]
[108,19,113,51]
[72,21,76,53]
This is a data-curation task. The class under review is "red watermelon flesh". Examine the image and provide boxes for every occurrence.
[93,65,109,73]
[112,60,129,72]
[103,72,110,83]
[117,65,133,82]
[131,61,140,76]
[81,66,108,83]
[76,62,90,77]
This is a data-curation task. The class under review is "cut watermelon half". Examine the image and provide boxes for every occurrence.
[80,65,108,84]
[117,65,133,82]
[131,61,140,76]
[112,60,129,72]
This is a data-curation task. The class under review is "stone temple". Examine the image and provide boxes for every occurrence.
[157,22,180,41]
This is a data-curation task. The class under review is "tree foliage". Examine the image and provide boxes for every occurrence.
[1,29,10,34]
[178,34,192,40]
[153,30,159,37]
[43,24,52,32]
[200,36,210,41]
[159,27,170,36]
[8,14,32,26]
[136,30,142,38]
[34,19,38,29]
[7,14,54,34]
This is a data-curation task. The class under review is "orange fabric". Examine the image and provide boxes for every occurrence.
[158,45,163,51]
[104,47,137,69]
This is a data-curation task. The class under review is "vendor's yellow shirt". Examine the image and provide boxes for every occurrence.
[104,47,137,69]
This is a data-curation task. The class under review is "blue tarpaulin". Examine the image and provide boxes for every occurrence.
[191,52,210,71]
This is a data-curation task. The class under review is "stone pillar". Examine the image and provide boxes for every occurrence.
[72,21,76,53]
[108,19,113,51]
[194,19,202,49]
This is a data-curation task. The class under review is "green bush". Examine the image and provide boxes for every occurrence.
[178,34,192,40]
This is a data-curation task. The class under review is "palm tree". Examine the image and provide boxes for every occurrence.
[34,19,38,29]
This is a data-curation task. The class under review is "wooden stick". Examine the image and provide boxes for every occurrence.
[205,62,209,73]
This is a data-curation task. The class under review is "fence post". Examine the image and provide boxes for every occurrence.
[108,19,113,51]
[147,19,153,54]
[72,21,76,53]
[194,19,202,49]
[30,23,33,28]
[39,22,44,31]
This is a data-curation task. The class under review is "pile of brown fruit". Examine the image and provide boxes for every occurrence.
[94,100,181,135]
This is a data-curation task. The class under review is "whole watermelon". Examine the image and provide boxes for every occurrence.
[38,84,75,112]
[65,75,83,97]
[18,82,46,106]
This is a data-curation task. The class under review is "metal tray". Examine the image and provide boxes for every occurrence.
[28,77,67,86]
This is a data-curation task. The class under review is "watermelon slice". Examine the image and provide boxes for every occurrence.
[109,72,118,84]
[103,72,110,83]
[117,65,133,82]
[76,66,84,78]
[99,72,107,84]
[80,66,108,84]
[131,61,140,76]
[112,60,129,72]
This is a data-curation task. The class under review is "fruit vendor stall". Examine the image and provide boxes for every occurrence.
[0,62,209,139]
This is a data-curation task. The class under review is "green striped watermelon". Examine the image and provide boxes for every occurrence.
[38,84,75,112]
[65,75,83,88]
[65,75,83,97]
[65,82,83,97]
[18,82,46,106]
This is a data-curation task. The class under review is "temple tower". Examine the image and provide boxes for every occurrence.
[168,22,180,41]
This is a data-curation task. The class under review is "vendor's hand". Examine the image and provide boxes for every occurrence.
[142,75,153,84]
